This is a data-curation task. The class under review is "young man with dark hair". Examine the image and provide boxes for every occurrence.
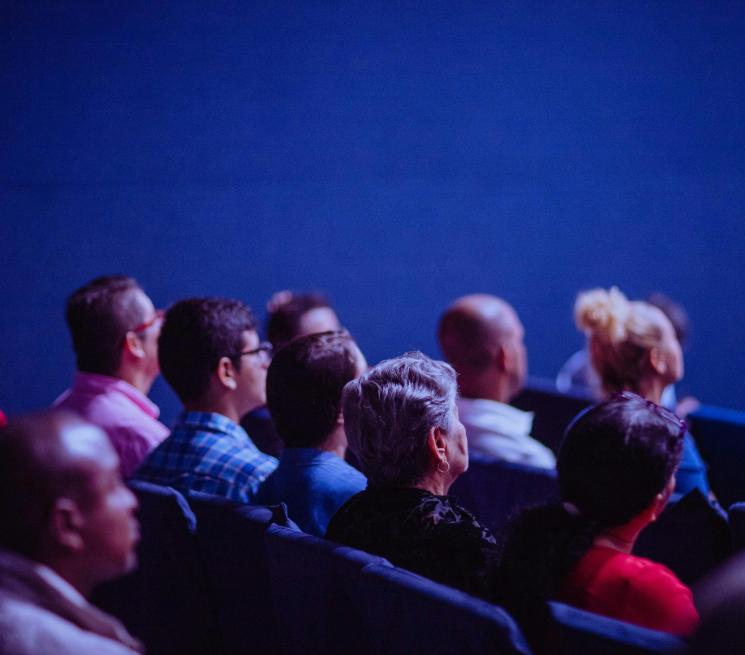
[0,411,142,654]
[135,298,277,503]
[256,331,367,536]
[55,275,168,478]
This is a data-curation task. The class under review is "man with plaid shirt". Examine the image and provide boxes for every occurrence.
[135,298,277,502]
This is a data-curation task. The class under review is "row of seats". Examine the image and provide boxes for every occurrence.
[94,481,685,655]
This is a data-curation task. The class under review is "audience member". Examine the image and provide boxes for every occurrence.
[557,291,699,415]
[0,411,142,654]
[574,286,711,498]
[438,294,555,468]
[495,393,698,649]
[242,290,341,458]
[135,298,277,503]
[256,331,367,536]
[54,275,168,478]
[326,352,499,599]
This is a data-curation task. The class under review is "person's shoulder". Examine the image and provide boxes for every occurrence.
[0,596,138,655]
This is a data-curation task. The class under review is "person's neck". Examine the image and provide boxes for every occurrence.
[593,515,649,554]
[115,366,154,396]
[458,373,512,403]
[40,557,94,599]
[413,473,450,496]
[632,378,665,405]
[316,426,347,460]
[184,397,242,424]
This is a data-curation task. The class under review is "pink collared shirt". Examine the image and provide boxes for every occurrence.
[54,372,169,478]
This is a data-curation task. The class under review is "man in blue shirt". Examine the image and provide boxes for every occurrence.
[135,298,277,502]
[257,330,367,535]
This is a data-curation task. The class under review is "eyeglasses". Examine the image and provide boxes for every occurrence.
[130,310,165,334]
[231,341,273,361]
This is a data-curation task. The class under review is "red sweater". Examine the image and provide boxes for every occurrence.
[559,545,699,636]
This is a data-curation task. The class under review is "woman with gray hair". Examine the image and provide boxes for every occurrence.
[325,352,499,598]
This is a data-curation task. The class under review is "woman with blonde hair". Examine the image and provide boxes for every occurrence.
[574,286,710,498]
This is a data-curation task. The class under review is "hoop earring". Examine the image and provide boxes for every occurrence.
[437,459,450,474]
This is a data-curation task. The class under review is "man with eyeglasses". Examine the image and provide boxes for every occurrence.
[54,275,168,478]
[134,298,277,503]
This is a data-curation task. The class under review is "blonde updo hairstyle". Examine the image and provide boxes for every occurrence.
[575,287,673,395]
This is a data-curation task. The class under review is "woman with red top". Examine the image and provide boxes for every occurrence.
[494,392,698,651]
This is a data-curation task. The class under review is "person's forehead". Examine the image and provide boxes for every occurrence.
[242,329,259,348]
[298,307,340,335]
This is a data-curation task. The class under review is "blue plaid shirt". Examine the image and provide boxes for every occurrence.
[134,411,278,503]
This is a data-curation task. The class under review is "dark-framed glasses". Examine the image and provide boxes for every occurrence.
[232,341,273,361]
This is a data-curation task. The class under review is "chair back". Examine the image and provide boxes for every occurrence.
[634,489,731,585]
[265,525,388,655]
[548,602,684,654]
[358,563,531,655]
[687,405,745,508]
[451,456,559,535]
[512,377,592,452]
[187,491,292,655]
[93,480,218,655]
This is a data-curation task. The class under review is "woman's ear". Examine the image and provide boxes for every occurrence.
[216,356,238,390]
[426,426,448,460]
[651,476,676,521]
[648,347,667,376]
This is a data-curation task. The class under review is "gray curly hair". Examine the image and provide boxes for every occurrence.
[342,351,458,487]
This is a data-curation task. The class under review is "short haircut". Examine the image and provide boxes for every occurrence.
[65,275,146,376]
[266,291,333,350]
[0,411,96,557]
[158,297,258,404]
[342,351,457,487]
[266,331,359,448]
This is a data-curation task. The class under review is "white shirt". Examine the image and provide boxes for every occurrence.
[457,397,556,469]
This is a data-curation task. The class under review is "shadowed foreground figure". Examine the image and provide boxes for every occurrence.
[0,411,142,655]
[495,393,698,652]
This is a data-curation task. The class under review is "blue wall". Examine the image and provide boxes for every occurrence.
[3,2,744,423]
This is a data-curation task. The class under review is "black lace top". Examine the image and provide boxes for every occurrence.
[325,486,498,599]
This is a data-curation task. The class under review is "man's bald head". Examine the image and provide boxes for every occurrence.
[0,411,117,557]
[438,294,527,401]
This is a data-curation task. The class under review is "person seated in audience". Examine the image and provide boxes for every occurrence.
[0,411,142,654]
[135,298,278,502]
[326,352,499,599]
[495,392,699,648]
[256,330,367,536]
[437,294,555,469]
[54,275,169,478]
[242,290,341,458]
[574,286,710,498]
[557,291,700,416]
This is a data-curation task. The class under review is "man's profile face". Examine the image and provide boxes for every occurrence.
[235,329,270,415]
[62,424,140,583]
[129,288,162,382]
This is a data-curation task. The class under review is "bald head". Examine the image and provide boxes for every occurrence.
[0,411,119,557]
[438,294,527,401]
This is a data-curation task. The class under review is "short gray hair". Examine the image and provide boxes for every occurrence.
[342,351,458,487]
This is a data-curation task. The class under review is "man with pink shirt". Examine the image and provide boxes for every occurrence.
[54,276,168,477]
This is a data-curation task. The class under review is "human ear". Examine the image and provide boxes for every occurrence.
[123,332,146,360]
[216,357,238,390]
[426,426,448,459]
[49,498,85,552]
[648,347,667,376]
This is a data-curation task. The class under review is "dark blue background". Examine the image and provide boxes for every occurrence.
[2,1,744,423]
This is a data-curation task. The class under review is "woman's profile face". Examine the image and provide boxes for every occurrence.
[656,315,684,385]
[446,402,469,480]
